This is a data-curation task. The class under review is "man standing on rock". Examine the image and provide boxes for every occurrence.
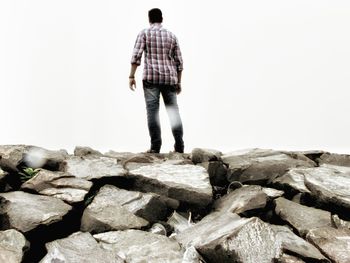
[129,8,185,154]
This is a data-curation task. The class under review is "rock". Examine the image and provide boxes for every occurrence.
[40,231,123,263]
[272,168,311,194]
[0,229,29,263]
[94,229,184,262]
[182,246,205,263]
[74,146,103,157]
[21,169,93,204]
[148,223,167,236]
[277,254,306,263]
[0,145,68,172]
[0,191,72,232]
[271,225,328,262]
[222,148,315,184]
[303,166,350,210]
[81,186,149,234]
[274,197,332,236]
[191,148,222,164]
[213,185,268,214]
[282,150,327,163]
[306,226,350,263]
[176,212,328,263]
[261,187,284,199]
[128,163,213,207]
[317,152,350,167]
[198,161,228,186]
[60,156,127,181]
[332,214,350,230]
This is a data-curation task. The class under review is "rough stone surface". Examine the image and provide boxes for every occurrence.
[21,169,93,204]
[81,186,149,234]
[0,145,69,172]
[0,229,29,263]
[317,152,350,167]
[74,146,103,157]
[306,226,350,263]
[213,185,268,214]
[272,168,311,194]
[94,229,184,263]
[60,156,127,180]
[303,166,350,210]
[0,191,72,233]
[222,148,315,184]
[278,254,306,263]
[274,197,332,236]
[271,225,327,262]
[40,231,123,263]
[332,214,350,230]
[191,148,222,164]
[128,163,213,206]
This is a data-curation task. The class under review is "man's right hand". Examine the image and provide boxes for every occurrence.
[176,83,182,95]
[129,78,136,91]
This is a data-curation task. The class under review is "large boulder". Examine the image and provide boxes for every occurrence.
[60,156,127,181]
[127,163,213,207]
[0,145,68,172]
[81,185,149,234]
[176,212,327,263]
[222,148,315,184]
[21,169,93,204]
[0,191,72,233]
[272,168,312,194]
[0,229,29,263]
[198,161,228,186]
[274,197,332,236]
[306,226,350,263]
[213,185,269,214]
[40,231,123,263]
[74,146,103,157]
[94,229,184,263]
[317,152,350,167]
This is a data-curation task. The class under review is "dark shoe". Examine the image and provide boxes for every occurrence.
[173,147,184,153]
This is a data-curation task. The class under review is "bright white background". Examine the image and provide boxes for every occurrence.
[1,0,349,154]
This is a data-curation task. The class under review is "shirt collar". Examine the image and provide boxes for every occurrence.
[150,23,162,28]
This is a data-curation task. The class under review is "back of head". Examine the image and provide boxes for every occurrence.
[148,8,163,24]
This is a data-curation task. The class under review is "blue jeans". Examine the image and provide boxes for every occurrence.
[143,80,184,152]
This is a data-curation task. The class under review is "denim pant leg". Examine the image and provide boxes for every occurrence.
[161,85,184,151]
[143,81,162,151]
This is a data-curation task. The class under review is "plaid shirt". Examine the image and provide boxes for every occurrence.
[131,23,183,85]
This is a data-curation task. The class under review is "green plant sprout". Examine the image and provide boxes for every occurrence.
[19,167,41,183]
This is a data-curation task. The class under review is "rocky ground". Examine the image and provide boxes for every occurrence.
[0,145,350,263]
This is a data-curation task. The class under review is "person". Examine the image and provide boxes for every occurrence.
[129,8,185,153]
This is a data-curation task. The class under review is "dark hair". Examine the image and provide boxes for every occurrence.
[148,8,163,23]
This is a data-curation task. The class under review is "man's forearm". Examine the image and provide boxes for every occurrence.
[129,64,138,78]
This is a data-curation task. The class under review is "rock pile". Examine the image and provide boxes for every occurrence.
[1,145,350,263]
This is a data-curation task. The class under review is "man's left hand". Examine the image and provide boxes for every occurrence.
[176,83,182,95]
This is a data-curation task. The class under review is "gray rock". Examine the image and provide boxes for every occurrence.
[213,185,268,214]
[277,254,306,263]
[0,167,9,191]
[81,186,149,234]
[271,225,328,262]
[272,168,311,194]
[0,145,68,172]
[191,148,222,164]
[167,211,194,235]
[198,161,228,186]
[0,191,72,232]
[40,231,123,263]
[222,148,315,184]
[332,215,350,230]
[176,212,327,263]
[303,166,350,210]
[60,156,127,181]
[306,226,350,263]
[318,152,350,167]
[274,197,332,236]
[94,230,184,262]
[21,169,93,204]
[128,163,213,207]
[0,229,29,263]
[74,146,103,157]
[261,187,284,199]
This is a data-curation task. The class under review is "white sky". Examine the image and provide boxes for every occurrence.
[1,0,350,154]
